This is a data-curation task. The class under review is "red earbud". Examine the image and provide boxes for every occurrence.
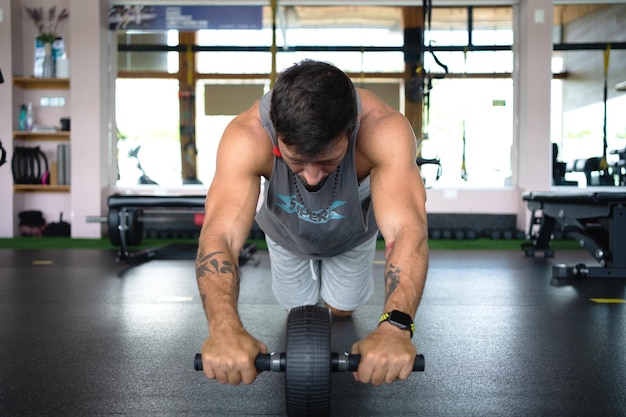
[273,146,282,158]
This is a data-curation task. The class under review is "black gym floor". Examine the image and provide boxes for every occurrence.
[1,246,625,416]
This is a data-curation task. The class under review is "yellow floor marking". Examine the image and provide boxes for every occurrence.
[32,260,54,265]
[157,296,194,302]
[590,298,626,304]
[373,260,386,265]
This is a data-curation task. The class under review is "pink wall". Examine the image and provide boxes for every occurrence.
[67,0,109,238]
[0,0,15,237]
[425,188,520,214]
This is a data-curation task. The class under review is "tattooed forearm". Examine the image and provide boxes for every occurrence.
[196,250,240,311]
[196,251,237,280]
[384,263,401,303]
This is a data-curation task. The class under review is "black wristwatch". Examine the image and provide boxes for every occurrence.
[378,310,415,338]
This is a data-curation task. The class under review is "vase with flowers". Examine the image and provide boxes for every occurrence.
[24,5,69,78]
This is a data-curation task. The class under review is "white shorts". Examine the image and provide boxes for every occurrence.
[265,234,377,311]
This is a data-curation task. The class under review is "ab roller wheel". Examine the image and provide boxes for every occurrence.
[195,305,425,416]
[285,305,331,417]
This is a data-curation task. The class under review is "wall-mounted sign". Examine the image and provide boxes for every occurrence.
[109,5,263,31]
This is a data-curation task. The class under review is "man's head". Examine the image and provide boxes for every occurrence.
[270,60,357,159]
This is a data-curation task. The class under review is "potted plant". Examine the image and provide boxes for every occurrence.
[24,5,69,78]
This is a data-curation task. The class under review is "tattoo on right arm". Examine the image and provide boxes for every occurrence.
[384,263,401,303]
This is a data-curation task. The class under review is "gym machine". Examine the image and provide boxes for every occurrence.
[103,194,258,266]
[521,191,626,279]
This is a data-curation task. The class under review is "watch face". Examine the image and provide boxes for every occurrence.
[379,310,414,337]
[389,310,411,329]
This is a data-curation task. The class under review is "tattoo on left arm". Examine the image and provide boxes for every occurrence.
[384,263,401,302]
[196,251,236,279]
[196,251,239,313]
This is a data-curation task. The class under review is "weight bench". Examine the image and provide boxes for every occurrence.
[107,194,258,266]
[521,191,626,279]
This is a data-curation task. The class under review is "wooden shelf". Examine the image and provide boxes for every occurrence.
[13,77,70,89]
[13,184,70,193]
[13,131,70,141]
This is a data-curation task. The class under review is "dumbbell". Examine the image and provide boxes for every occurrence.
[195,305,425,417]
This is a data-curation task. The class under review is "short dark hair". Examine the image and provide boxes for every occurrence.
[270,60,357,158]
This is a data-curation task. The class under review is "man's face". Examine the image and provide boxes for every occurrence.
[277,136,349,192]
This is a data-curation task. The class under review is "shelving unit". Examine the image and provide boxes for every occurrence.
[3,1,105,239]
[13,185,71,192]
[13,77,70,89]
[13,131,70,141]
[11,77,72,198]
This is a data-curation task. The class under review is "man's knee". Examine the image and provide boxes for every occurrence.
[327,304,353,318]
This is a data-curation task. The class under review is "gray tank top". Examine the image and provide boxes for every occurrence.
[255,91,379,259]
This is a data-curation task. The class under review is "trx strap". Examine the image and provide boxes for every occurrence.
[461,47,469,181]
[414,0,447,186]
[600,43,610,170]
[424,0,449,76]
[421,0,449,141]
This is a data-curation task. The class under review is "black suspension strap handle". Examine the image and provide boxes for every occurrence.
[194,352,425,373]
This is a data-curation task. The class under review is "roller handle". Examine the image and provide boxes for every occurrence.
[194,353,425,372]
[194,353,202,371]
[194,353,272,372]
[254,353,272,371]
[347,354,425,372]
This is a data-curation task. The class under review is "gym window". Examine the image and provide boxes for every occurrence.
[113,5,516,189]
[551,4,626,187]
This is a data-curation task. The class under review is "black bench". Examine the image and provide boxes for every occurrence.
[521,191,626,279]
[107,194,257,266]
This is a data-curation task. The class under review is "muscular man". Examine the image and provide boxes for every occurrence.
[196,60,428,386]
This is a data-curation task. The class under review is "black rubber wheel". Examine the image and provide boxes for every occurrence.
[125,209,144,246]
[285,305,331,417]
[108,208,121,246]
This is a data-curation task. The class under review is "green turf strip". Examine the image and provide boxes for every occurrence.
[0,237,580,251]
